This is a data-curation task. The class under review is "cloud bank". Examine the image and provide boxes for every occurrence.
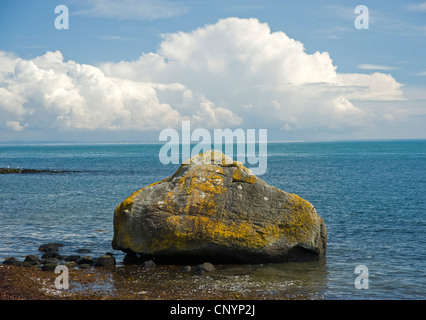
[0,18,406,138]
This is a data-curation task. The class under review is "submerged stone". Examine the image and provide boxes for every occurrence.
[112,150,327,263]
[38,243,64,253]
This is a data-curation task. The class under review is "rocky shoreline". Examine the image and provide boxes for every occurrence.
[1,242,322,300]
[0,167,81,174]
[0,242,236,300]
[2,242,217,273]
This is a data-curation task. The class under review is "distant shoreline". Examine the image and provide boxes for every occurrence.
[0,168,81,174]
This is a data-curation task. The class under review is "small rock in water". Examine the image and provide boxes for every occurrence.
[77,256,94,266]
[64,255,81,263]
[94,255,116,267]
[38,243,64,253]
[41,252,63,260]
[24,255,40,265]
[2,257,22,266]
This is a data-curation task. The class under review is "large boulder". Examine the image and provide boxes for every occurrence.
[112,150,327,263]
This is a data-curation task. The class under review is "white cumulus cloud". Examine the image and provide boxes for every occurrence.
[0,50,241,132]
[102,18,403,133]
[0,18,406,137]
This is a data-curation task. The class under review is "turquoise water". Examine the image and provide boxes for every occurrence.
[0,141,425,299]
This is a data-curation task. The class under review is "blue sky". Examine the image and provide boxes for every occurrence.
[0,0,425,142]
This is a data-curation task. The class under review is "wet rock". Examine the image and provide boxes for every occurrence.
[38,243,64,253]
[42,263,58,271]
[78,264,91,269]
[64,255,81,263]
[94,255,116,267]
[41,252,63,260]
[24,255,40,265]
[77,256,93,266]
[2,257,22,267]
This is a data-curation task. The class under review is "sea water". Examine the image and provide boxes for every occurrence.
[0,140,425,299]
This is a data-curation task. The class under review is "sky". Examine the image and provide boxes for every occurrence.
[0,0,425,142]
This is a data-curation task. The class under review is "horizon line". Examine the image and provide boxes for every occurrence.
[0,138,425,146]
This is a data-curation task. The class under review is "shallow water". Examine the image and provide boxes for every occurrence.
[64,262,329,300]
[1,141,425,299]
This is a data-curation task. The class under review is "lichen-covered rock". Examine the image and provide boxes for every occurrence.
[112,150,327,263]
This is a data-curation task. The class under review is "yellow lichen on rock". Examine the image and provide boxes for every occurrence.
[232,166,256,184]
[150,215,282,252]
[115,188,143,214]
[278,193,318,244]
[168,164,227,216]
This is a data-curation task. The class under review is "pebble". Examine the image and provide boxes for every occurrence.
[182,265,192,272]
[194,262,216,274]
[141,259,156,269]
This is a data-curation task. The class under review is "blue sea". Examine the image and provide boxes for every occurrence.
[0,140,425,300]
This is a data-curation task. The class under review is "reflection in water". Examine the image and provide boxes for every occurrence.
[105,260,329,299]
